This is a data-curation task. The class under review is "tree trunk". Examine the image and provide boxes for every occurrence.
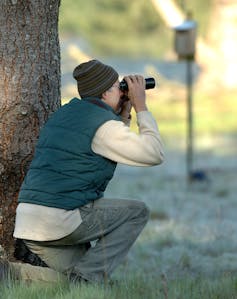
[0,0,61,258]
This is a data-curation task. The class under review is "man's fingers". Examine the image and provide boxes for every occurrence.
[124,75,145,88]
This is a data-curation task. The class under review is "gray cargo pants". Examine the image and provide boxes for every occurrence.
[15,197,149,283]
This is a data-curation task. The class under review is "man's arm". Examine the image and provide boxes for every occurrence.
[91,111,164,166]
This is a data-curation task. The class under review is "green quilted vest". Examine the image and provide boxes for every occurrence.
[18,97,121,210]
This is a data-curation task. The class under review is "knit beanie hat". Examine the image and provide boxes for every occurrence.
[73,59,119,98]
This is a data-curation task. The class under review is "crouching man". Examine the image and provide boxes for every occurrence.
[1,59,164,284]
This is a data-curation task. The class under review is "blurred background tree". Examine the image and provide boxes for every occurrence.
[59,0,212,58]
[59,0,237,89]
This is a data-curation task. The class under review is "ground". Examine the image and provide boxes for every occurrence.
[106,139,237,281]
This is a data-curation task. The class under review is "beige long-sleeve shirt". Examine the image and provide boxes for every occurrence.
[14,111,164,241]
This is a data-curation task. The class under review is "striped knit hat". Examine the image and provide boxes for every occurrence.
[73,59,119,98]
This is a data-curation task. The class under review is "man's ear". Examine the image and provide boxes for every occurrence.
[101,91,108,102]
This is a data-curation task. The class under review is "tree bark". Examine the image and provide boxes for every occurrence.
[0,0,61,258]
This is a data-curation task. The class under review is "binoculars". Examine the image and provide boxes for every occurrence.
[119,77,156,91]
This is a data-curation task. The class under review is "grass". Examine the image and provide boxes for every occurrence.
[1,274,237,299]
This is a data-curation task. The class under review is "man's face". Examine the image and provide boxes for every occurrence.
[101,80,124,113]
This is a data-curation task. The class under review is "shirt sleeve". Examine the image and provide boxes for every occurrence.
[91,111,164,166]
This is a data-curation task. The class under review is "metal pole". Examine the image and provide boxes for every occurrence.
[186,58,193,181]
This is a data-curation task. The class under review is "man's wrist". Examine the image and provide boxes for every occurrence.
[135,105,148,113]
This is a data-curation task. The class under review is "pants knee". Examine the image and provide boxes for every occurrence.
[130,201,150,225]
[139,202,150,224]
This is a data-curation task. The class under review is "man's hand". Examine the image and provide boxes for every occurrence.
[119,100,132,120]
[123,75,147,113]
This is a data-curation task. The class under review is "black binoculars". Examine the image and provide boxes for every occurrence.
[119,77,156,91]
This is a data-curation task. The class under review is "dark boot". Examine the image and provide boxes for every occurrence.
[14,239,48,267]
